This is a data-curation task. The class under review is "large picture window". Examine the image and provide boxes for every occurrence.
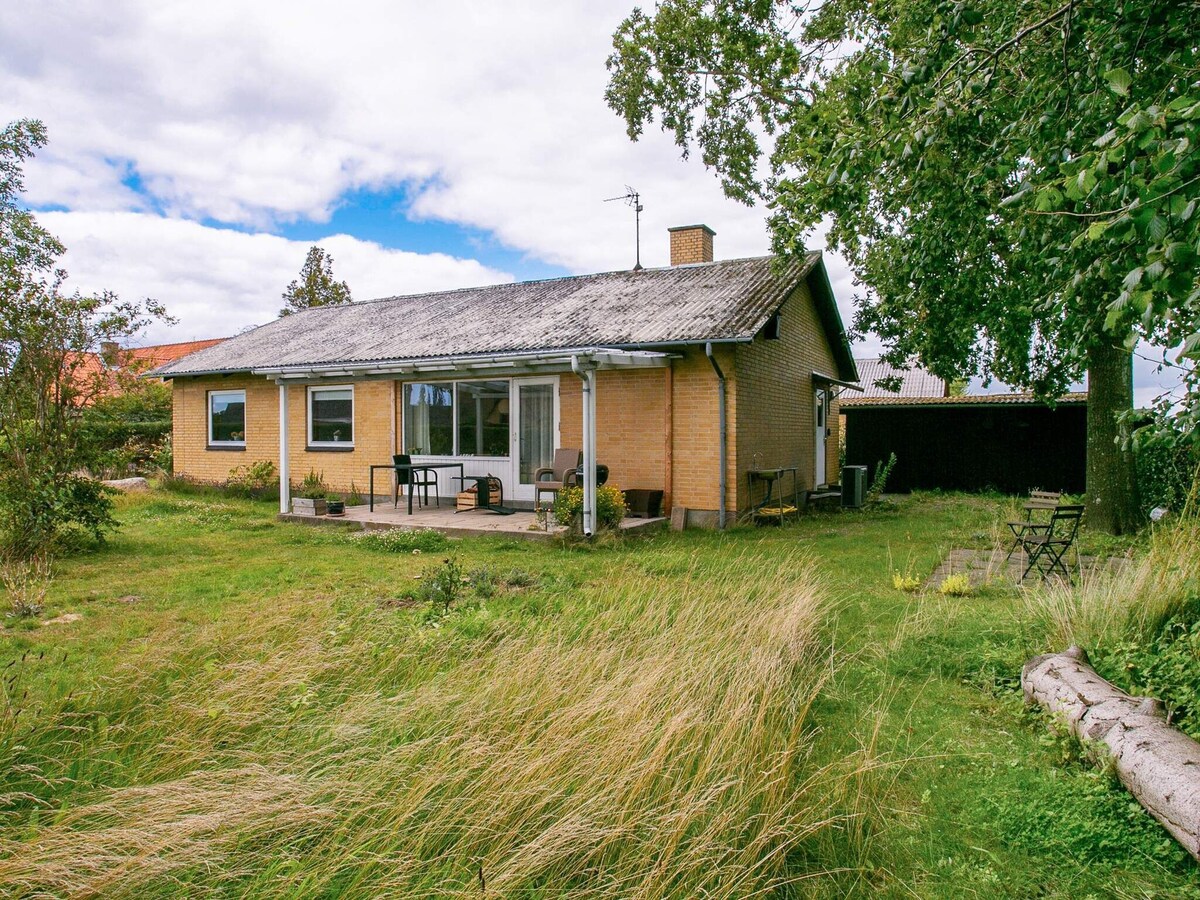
[208,390,246,446]
[308,385,354,446]
[403,381,511,457]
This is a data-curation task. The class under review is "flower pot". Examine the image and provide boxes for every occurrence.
[291,497,327,516]
[326,500,345,517]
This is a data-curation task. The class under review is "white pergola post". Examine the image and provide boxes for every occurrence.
[278,383,290,514]
[584,368,597,537]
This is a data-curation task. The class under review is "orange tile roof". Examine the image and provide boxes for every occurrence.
[68,338,227,403]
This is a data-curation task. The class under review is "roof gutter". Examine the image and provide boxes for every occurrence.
[705,342,728,530]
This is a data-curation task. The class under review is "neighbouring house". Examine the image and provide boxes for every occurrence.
[152,225,858,528]
[842,389,1089,494]
[72,338,227,402]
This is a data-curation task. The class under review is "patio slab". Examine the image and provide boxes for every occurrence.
[279,503,667,542]
[925,547,1129,589]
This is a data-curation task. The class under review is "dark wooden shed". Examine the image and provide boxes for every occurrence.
[841,393,1088,494]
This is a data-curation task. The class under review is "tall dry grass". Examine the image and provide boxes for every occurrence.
[0,553,873,897]
[1020,514,1200,652]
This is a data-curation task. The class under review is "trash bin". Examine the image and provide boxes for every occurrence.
[841,465,867,508]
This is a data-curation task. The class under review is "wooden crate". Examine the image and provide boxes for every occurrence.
[456,491,477,511]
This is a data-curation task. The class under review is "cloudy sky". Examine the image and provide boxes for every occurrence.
[0,0,1180,405]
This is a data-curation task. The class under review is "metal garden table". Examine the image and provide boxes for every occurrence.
[368,461,465,514]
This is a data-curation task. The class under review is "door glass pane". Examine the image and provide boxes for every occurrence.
[519,383,554,483]
[403,382,453,455]
[457,381,510,456]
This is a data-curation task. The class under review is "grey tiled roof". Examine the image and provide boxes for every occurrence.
[853,358,947,398]
[154,253,855,379]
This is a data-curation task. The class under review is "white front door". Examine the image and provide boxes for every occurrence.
[511,377,559,502]
[814,387,828,487]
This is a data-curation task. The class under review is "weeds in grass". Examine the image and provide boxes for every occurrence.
[348,528,449,553]
[938,573,972,596]
[1,552,51,617]
[892,571,922,592]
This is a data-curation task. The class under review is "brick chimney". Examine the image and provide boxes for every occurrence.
[668,224,715,265]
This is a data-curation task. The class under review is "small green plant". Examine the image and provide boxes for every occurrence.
[867,453,898,501]
[892,571,922,592]
[502,568,538,588]
[346,481,365,507]
[1,551,51,617]
[938,573,972,596]
[552,484,626,531]
[296,469,329,500]
[349,529,449,553]
[422,557,465,615]
[469,567,496,598]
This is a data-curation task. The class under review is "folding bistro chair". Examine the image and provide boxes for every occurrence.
[1019,504,1084,582]
[1005,490,1062,560]
[393,454,439,508]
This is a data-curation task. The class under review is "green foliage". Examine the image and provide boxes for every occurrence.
[1135,438,1198,516]
[345,481,364,507]
[295,469,328,500]
[420,556,464,615]
[0,119,171,560]
[348,528,450,554]
[892,570,921,592]
[1101,618,1200,741]
[551,483,627,531]
[78,380,172,477]
[868,452,897,500]
[278,245,352,317]
[225,461,279,499]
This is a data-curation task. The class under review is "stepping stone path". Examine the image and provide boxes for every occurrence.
[925,547,1127,590]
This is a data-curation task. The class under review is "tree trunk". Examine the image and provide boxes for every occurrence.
[1085,339,1140,534]
[1023,646,1200,859]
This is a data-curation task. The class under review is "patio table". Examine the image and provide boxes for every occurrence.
[368,462,465,515]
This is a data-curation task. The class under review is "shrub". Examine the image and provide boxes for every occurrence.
[867,453,898,501]
[892,571,922,592]
[552,484,626,531]
[938,573,972,596]
[1135,439,1197,516]
[349,528,449,553]
[227,461,279,499]
[421,557,464,615]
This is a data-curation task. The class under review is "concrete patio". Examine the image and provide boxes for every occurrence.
[280,502,667,542]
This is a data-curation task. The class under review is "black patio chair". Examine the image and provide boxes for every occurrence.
[1019,504,1084,582]
[1004,490,1063,560]
[393,454,439,509]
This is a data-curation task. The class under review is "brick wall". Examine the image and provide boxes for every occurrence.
[733,281,842,514]
[559,368,669,498]
[173,376,394,494]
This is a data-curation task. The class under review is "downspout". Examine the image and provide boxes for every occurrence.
[705,342,727,530]
[570,355,596,537]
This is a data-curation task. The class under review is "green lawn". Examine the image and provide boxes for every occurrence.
[0,489,1196,897]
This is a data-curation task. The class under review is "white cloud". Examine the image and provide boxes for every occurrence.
[37,211,511,342]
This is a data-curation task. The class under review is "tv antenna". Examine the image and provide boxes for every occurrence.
[605,185,643,271]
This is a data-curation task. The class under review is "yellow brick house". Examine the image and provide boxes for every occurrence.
[155,226,858,529]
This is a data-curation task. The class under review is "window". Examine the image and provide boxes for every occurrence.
[762,310,781,340]
[308,385,354,446]
[457,380,510,456]
[403,382,453,455]
[403,380,512,457]
[208,390,246,446]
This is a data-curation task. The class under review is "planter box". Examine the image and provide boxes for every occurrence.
[291,498,328,516]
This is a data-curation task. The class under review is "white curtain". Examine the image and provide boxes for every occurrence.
[519,383,554,482]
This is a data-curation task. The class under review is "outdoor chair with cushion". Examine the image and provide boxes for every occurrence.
[533,448,582,512]
[393,454,439,509]
[1019,504,1084,582]
[1005,490,1063,560]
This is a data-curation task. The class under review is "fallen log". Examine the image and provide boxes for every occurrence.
[1022,645,1200,859]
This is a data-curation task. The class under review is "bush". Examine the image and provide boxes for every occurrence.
[1135,439,1197,516]
[938,573,972,596]
[226,461,279,499]
[892,571,922,592]
[295,470,328,500]
[1104,618,1200,740]
[552,484,626,531]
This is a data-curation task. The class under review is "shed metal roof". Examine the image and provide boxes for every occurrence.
[153,253,856,381]
[853,358,947,398]
[841,391,1088,409]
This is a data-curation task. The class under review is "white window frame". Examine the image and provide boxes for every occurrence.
[307,384,355,448]
[208,389,246,447]
[402,378,513,459]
